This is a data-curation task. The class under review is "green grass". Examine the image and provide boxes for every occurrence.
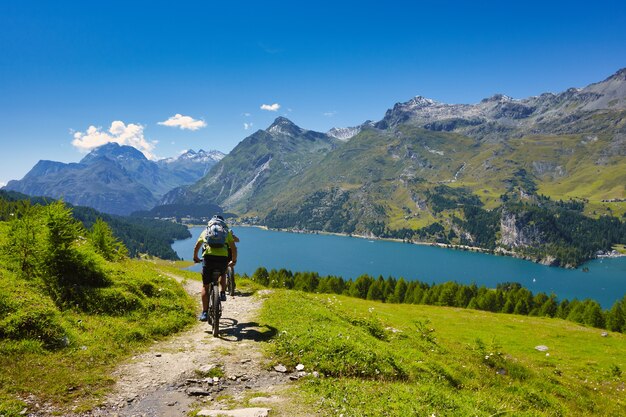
[0,259,196,416]
[258,290,626,416]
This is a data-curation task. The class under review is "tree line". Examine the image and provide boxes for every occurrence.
[0,190,190,259]
[246,267,626,333]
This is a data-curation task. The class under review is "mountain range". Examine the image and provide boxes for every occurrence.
[163,68,626,265]
[3,144,224,215]
[4,68,626,265]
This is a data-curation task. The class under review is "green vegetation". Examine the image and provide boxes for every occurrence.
[247,267,626,334]
[184,112,626,267]
[0,190,190,260]
[258,289,626,416]
[267,181,626,267]
[0,200,195,415]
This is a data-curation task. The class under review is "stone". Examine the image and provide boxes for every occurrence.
[199,364,218,375]
[295,364,305,371]
[196,408,270,417]
[534,345,549,352]
[187,387,212,396]
[249,396,282,405]
[273,364,287,373]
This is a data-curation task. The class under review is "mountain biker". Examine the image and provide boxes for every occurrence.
[228,232,240,287]
[193,215,238,322]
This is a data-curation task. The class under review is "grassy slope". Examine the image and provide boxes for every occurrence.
[246,110,626,229]
[258,290,626,417]
[0,259,196,416]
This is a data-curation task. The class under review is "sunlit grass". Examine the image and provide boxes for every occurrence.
[0,259,196,416]
[258,290,626,416]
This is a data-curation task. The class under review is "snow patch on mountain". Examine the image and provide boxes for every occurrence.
[327,126,361,141]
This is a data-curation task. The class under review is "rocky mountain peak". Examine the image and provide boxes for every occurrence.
[404,96,438,109]
[481,94,513,103]
[606,67,626,82]
[80,142,148,164]
[327,126,361,141]
[160,149,225,165]
[267,117,303,137]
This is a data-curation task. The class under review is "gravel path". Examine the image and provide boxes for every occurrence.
[79,271,313,417]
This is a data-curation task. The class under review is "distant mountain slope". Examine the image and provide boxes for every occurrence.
[0,189,190,260]
[166,68,626,266]
[161,117,339,213]
[3,144,224,215]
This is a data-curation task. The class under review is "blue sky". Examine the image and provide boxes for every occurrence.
[1,0,625,185]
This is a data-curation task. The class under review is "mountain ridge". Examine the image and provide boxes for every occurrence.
[3,143,224,215]
[165,68,626,266]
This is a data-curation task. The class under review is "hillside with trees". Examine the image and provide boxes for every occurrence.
[0,190,190,260]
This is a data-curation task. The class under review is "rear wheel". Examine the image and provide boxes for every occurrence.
[226,266,235,296]
[211,283,220,337]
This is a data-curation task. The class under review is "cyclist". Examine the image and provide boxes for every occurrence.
[193,215,238,322]
[227,232,240,292]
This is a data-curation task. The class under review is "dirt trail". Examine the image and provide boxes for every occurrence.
[83,271,310,417]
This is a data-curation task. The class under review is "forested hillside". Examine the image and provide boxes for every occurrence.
[0,190,190,260]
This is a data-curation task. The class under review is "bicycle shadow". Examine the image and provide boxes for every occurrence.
[210,318,277,342]
[230,290,255,298]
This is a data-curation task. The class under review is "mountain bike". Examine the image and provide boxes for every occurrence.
[205,267,222,337]
[225,265,235,296]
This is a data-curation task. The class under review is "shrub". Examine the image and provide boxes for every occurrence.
[89,218,128,261]
[0,270,67,348]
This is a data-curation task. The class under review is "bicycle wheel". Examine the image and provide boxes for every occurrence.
[206,285,214,325]
[211,283,220,337]
[226,266,235,296]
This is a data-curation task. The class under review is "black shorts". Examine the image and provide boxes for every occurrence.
[202,255,228,285]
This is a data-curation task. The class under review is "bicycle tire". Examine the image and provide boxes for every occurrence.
[211,283,220,337]
[226,266,235,296]
[206,285,214,325]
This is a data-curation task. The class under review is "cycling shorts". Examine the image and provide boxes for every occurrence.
[202,255,228,285]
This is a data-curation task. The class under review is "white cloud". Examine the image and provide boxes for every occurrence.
[0,181,6,188]
[243,122,253,130]
[260,103,281,112]
[71,121,157,160]
[243,112,251,117]
[158,114,207,130]
[323,111,337,117]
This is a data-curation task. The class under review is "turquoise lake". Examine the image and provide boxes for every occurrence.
[172,226,626,308]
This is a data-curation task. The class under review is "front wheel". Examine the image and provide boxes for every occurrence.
[211,284,220,337]
[226,266,235,296]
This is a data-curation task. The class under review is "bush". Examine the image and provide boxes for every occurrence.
[0,270,67,349]
[89,218,128,261]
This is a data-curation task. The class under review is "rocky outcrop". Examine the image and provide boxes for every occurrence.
[499,209,544,248]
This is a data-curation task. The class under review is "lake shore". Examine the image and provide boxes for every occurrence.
[184,222,624,269]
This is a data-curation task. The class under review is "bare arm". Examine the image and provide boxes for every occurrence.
[229,243,238,266]
[193,240,203,263]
